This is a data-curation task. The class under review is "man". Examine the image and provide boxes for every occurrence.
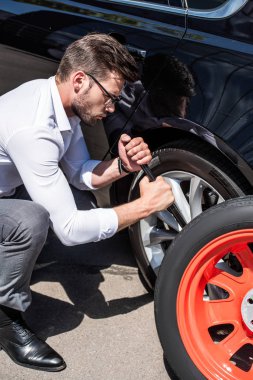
[0,33,174,372]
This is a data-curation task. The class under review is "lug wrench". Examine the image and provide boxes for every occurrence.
[141,164,186,231]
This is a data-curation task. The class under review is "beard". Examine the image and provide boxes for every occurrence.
[71,91,99,127]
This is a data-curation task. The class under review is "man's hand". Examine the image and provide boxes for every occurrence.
[118,134,152,172]
[139,176,174,213]
[114,174,174,231]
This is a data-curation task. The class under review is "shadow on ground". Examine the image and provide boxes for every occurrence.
[25,230,153,340]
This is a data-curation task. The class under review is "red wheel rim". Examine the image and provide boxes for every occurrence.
[177,229,253,380]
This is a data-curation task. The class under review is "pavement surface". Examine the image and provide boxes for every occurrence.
[0,230,174,380]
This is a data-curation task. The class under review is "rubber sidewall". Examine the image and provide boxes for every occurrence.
[155,196,253,380]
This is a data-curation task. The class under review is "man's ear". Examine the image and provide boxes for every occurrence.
[72,71,88,93]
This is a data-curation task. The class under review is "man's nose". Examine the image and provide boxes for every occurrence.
[105,103,116,113]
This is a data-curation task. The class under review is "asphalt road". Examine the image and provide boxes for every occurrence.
[0,230,174,380]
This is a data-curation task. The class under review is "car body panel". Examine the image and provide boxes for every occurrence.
[181,0,253,172]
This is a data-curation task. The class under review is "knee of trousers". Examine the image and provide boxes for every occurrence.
[1,200,49,247]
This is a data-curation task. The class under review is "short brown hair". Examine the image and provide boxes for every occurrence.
[56,33,139,83]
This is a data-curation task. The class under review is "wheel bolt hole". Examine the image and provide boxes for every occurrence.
[247,298,253,304]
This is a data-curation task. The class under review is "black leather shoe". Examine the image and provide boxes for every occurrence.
[0,318,66,371]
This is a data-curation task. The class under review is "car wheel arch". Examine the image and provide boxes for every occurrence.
[135,119,253,189]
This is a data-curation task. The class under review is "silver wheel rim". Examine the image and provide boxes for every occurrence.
[140,170,225,273]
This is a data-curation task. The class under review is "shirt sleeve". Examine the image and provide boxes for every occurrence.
[6,127,118,246]
[60,124,101,190]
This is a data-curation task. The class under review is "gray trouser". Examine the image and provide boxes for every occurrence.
[0,199,49,312]
[0,186,97,312]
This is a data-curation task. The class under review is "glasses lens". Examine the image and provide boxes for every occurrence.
[87,73,122,106]
[105,95,122,107]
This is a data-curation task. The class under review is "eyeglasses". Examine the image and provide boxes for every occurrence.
[86,73,122,107]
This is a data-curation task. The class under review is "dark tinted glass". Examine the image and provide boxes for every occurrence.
[169,0,183,6]
[187,0,228,10]
[128,0,183,7]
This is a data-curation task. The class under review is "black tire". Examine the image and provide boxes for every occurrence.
[155,196,253,380]
[128,139,250,290]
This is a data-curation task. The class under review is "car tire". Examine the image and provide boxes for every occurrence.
[128,139,250,290]
[155,196,253,380]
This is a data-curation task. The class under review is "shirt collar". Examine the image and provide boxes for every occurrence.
[50,76,80,132]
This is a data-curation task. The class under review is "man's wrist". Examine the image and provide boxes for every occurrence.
[118,157,131,175]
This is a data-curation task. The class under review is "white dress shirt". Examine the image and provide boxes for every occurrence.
[0,76,118,245]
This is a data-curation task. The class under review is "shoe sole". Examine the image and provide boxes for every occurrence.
[0,345,66,372]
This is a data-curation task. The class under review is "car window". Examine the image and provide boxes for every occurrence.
[127,0,183,7]
[187,0,229,10]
